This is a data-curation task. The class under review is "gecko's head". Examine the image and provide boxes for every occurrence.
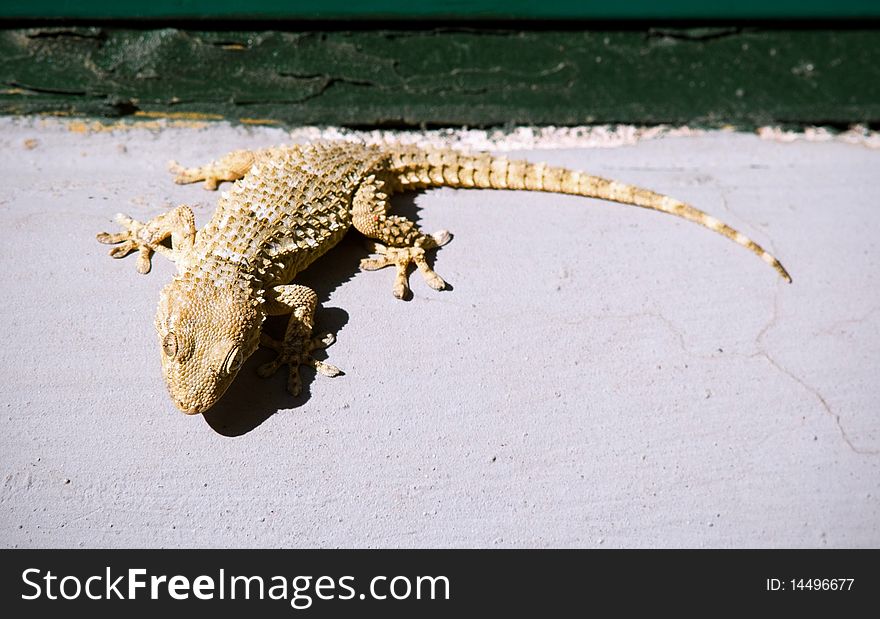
[155,272,264,414]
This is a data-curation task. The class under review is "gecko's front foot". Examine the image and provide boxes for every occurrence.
[360,231,452,300]
[168,149,257,190]
[257,332,342,397]
[96,213,158,274]
[96,205,196,274]
[168,161,223,191]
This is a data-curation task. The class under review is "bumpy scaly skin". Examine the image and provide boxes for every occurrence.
[97,141,790,414]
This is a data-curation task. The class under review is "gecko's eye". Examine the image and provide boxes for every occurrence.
[162,333,179,358]
[223,347,243,375]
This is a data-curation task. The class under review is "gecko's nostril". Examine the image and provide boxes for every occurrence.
[172,397,203,415]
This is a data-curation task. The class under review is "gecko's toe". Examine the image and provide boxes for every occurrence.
[431,230,452,247]
[107,240,138,258]
[359,255,394,271]
[312,359,342,377]
[96,231,129,245]
[392,264,412,300]
[136,249,153,274]
[257,357,283,379]
[259,332,282,352]
[312,332,336,349]
[287,370,302,397]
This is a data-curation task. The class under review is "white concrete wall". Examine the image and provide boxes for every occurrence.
[0,119,877,548]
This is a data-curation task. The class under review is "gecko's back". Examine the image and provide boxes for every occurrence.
[193,142,388,287]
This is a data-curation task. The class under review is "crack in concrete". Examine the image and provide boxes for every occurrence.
[67,506,103,525]
[753,283,877,456]
[813,306,880,337]
[718,190,765,242]
[575,295,876,457]
[562,309,725,362]
[702,190,861,454]
[752,348,875,455]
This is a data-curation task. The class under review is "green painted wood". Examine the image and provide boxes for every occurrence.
[1,27,878,127]
[1,0,879,20]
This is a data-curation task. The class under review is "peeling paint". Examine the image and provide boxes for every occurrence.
[133,111,224,121]
[65,118,211,133]
[1,27,878,127]
[239,117,283,125]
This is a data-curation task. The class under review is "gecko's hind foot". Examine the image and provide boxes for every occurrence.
[96,213,155,274]
[360,231,451,300]
[257,332,342,397]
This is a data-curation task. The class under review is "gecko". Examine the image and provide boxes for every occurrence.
[96,141,790,414]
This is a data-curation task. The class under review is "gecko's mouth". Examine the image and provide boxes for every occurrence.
[172,397,207,415]
[164,366,240,415]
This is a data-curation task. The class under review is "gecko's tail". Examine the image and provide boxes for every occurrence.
[394,149,791,283]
